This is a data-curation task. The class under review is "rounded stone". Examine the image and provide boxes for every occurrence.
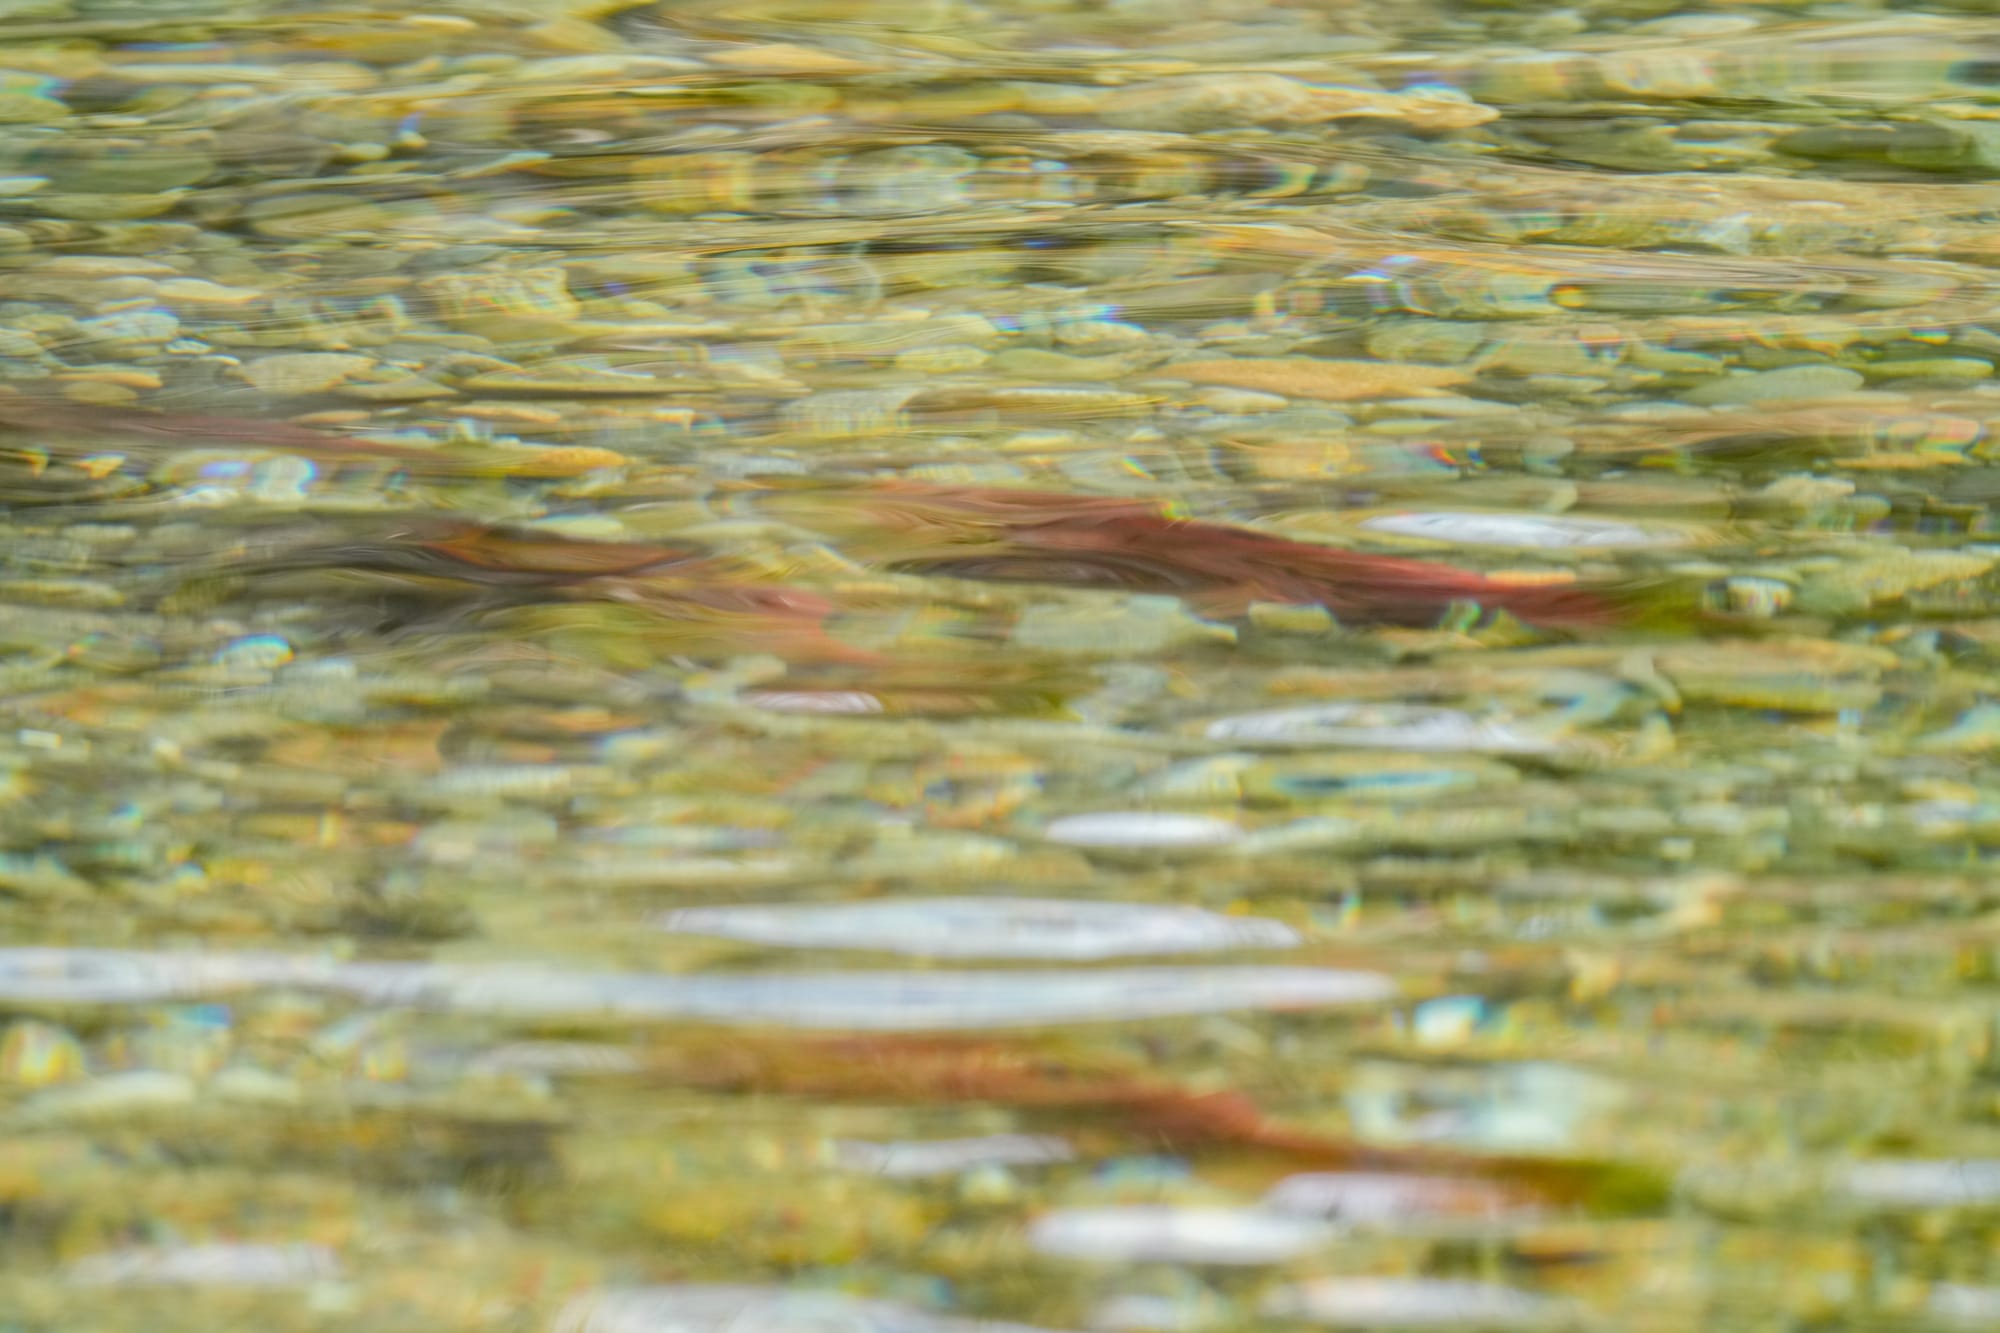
[1682,365,1865,406]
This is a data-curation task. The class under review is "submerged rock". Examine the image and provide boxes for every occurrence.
[66,1243,340,1288]
[1028,1205,1336,1264]
[1262,1278,1567,1328]
[1204,704,1562,753]
[657,897,1298,959]
[556,1285,1077,1333]
[0,949,1393,1029]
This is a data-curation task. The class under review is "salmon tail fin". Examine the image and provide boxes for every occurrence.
[1450,573,1714,636]
[1580,575,1719,635]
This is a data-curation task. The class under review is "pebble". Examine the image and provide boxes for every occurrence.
[37,256,179,278]
[780,387,923,437]
[1840,1159,2000,1208]
[1915,704,2000,753]
[74,310,179,346]
[1028,1205,1335,1264]
[465,1042,642,1077]
[1345,1061,1620,1152]
[0,948,328,1005]
[896,345,992,374]
[417,266,582,337]
[1655,638,1896,711]
[1261,1172,1521,1224]
[1156,358,1470,401]
[1682,365,1865,406]
[0,94,65,124]
[1089,1285,1230,1333]
[1248,602,1338,635]
[461,366,682,395]
[1010,597,1236,657]
[1932,1285,2000,1324]
[208,1065,304,1106]
[156,277,265,307]
[1711,577,1793,619]
[1261,1278,1563,1328]
[706,43,881,75]
[213,634,294,670]
[1412,994,1490,1047]
[1101,74,1492,133]
[1860,357,1993,381]
[1204,704,1561,753]
[0,1018,86,1086]
[1243,753,1514,803]
[337,369,456,402]
[67,1242,340,1288]
[1356,511,1680,549]
[1803,548,1997,612]
[1193,387,1289,413]
[656,897,1299,959]
[741,690,887,714]
[0,949,1394,1028]
[239,352,378,395]
[0,855,92,901]
[2,573,130,608]
[556,1286,1077,1333]
[60,379,137,406]
[832,1134,1076,1177]
[1042,813,1246,849]
[547,966,1395,1029]
[1054,318,1151,351]
[985,349,1136,382]
[14,1070,197,1124]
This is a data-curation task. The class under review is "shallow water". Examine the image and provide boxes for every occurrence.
[5,0,2000,1328]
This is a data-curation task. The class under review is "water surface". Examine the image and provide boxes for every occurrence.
[4,1,2000,1328]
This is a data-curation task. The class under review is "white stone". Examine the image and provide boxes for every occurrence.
[1029,1206,1335,1265]
[1043,812,1243,848]
[657,897,1297,959]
